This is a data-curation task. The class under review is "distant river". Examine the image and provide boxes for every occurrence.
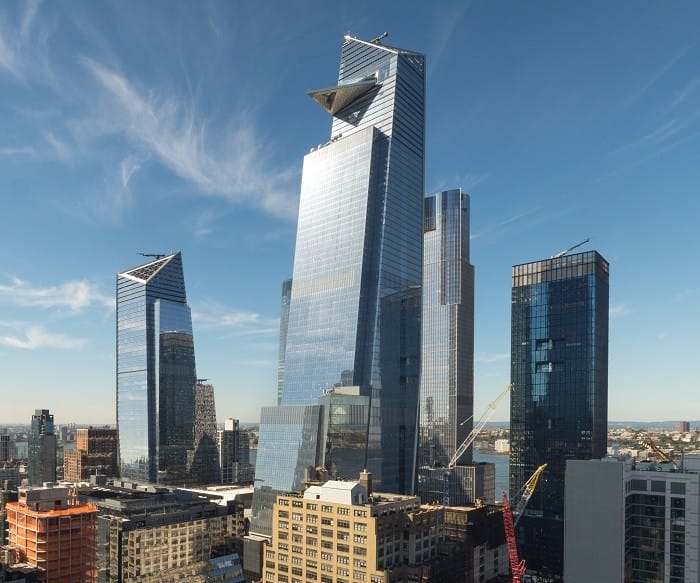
[474,452,509,502]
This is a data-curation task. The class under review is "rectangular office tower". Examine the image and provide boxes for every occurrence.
[417,190,484,505]
[28,409,56,486]
[116,252,197,484]
[510,250,609,578]
[252,35,425,537]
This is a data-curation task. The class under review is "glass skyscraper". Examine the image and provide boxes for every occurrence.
[28,408,56,486]
[509,250,609,578]
[417,189,490,506]
[116,252,197,484]
[251,35,425,536]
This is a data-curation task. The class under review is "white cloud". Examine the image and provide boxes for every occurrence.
[0,276,114,312]
[78,57,300,221]
[476,352,510,364]
[193,302,279,335]
[0,324,85,350]
[609,303,631,318]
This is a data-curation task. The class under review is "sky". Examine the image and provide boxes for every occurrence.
[0,1,699,425]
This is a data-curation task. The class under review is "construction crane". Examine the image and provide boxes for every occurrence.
[639,437,676,466]
[501,463,548,583]
[138,252,167,260]
[551,237,590,259]
[442,383,515,504]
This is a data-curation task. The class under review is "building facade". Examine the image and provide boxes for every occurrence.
[116,252,197,484]
[418,189,483,506]
[564,457,700,583]
[0,435,9,463]
[262,476,443,583]
[253,33,425,537]
[217,419,253,485]
[79,483,246,582]
[188,382,221,485]
[6,485,97,582]
[64,427,119,482]
[27,410,56,487]
[510,250,609,578]
[277,278,292,406]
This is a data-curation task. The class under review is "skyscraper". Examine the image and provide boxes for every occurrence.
[417,189,491,506]
[28,409,56,486]
[510,250,609,578]
[187,382,221,484]
[252,34,425,536]
[276,278,292,406]
[116,252,197,484]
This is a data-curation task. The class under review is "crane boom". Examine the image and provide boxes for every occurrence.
[639,438,674,465]
[448,383,514,468]
[551,237,590,259]
[512,463,547,527]
[501,464,547,583]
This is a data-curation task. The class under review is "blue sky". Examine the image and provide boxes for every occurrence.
[1,1,698,424]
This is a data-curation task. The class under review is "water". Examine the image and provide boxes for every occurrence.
[474,451,509,502]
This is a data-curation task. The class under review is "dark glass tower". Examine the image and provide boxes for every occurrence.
[116,252,197,484]
[417,189,484,505]
[510,250,609,578]
[28,409,56,486]
[252,35,425,536]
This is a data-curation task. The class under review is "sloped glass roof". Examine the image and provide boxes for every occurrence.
[121,255,174,282]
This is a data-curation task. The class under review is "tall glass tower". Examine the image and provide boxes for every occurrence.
[116,252,197,484]
[28,409,56,486]
[417,190,494,506]
[251,35,425,536]
[510,250,609,578]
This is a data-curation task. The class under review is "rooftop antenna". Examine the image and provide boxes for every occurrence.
[370,32,388,44]
[138,252,167,260]
[551,238,590,259]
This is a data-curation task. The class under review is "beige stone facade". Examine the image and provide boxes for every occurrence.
[263,479,443,583]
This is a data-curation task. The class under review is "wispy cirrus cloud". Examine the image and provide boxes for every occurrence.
[192,301,279,335]
[0,276,114,312]
[0,322,85,350]
[75,57,299,221]
[0,0,51,82]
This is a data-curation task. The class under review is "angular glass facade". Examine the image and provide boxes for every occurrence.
[252,35,425,536]
[116,252,197,483]
[417,189,476,505]
[510,250,609,578]
[276,278,292,405]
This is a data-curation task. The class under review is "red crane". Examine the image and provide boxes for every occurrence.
[501,463,548,583]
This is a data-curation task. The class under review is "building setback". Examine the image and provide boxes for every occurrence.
[116,252,197,484]
[253,33,425,538]
[27,410,56,487]
[509,250,609,578]
[6,485,97,582]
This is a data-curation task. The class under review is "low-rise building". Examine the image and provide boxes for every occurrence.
[263,471,444,583]
[79,483,246,582]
